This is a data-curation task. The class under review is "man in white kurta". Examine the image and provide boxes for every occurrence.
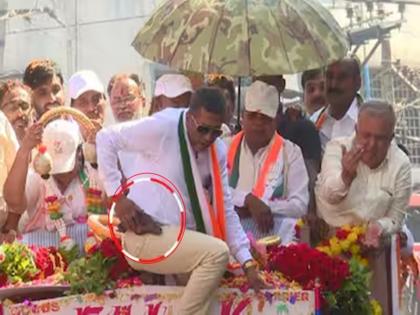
[315,101,412,310]
[97,87,262,315]
[229,81,309,243]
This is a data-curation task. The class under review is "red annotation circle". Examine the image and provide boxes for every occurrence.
[108,172,186,264]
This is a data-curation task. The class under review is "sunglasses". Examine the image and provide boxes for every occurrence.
[191,115,223,138]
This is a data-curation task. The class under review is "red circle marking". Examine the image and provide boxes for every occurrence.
[150,177,174,193]
[108,172,186,265]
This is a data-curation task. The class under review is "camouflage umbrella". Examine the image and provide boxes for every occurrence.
[132,0,349,76]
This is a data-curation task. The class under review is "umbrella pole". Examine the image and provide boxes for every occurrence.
[236,77,241,133]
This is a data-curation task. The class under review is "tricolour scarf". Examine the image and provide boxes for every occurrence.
[178,112,226,241]
[227,131,286,200]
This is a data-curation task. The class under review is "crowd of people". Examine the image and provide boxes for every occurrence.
[0,56,414,314]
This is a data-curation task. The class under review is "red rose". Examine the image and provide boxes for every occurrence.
[99,238,119,258]
[0,273,7,287]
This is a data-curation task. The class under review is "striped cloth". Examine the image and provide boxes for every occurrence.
[21,223,88,255]
[240,216,297,245]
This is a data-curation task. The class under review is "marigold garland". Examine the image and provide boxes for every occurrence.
[316,224,369,267]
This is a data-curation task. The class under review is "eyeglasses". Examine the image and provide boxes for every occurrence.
[191,115,223,138]
[112,95,138,107]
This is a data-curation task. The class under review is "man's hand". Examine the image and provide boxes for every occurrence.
[341,144,363,187]
[114,196,162,235]
[362,221,383,248]
[245,194,274,233]
[244,265,271,292]
[21,123,43,152]
[0,230,17,243]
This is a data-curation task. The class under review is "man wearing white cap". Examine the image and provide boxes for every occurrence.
[2,119,105,251]
[69,70,106,125]
[228,81,309,243]
[150,74,193,114]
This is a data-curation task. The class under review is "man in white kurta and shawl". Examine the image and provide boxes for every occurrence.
[228,81,309,243]
[96,87,265,315]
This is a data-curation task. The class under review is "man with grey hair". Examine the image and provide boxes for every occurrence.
[315,100,412,308]
[316,100,409,234]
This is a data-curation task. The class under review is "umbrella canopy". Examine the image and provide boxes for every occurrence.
[132,0,349,77]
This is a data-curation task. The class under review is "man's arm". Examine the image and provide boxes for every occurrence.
[216,141,252,265]
[316,139,351,204]
[377,161,412,235]
[97,116,164,197]
[268,144,309,218]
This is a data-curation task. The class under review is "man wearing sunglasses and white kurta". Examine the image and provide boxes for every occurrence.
[96,87,265,315]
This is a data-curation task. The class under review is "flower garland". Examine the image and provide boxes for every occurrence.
[315,225,383,315]
[45,168,106,222]
[316,224,369,267]
[86,188,104,214]
[44,168,106,257]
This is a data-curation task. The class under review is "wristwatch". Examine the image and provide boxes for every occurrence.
[242,259,258,271]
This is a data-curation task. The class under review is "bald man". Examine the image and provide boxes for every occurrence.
[311,57,362,151]
[315,100,412,309]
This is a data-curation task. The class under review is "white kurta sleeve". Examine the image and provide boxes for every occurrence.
[316,139,350,204]
[96,115,166,197]
[268,143,309,218]
[231,188,248,208]
[216,140,252,265]
[377,160,412,235]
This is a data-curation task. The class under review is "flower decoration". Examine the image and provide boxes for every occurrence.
[316,224,369,267]
[84,232,99,255]
[294,218,305,240]
[86,188,106,214]
[268,243,350,293]
[370,299,383,315]
[221,270,300,293]
[32,246,66,279]
[45,195,62,220]
[0,243,38,285]
[0,247,6,264]
[65,238,134,295]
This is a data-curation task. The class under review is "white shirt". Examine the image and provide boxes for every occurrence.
[311,98,358,151]
[96,108,252,265]
[315,136,412,235]
[0,112,18,220]
[232,137,309,218]
[19,165,101,232]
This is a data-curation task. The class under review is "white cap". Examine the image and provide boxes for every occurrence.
[69,70,104,100]
[283,97,304,111]
[43,119,82,175]
[245,81,279,119]
[154,74,193,98]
